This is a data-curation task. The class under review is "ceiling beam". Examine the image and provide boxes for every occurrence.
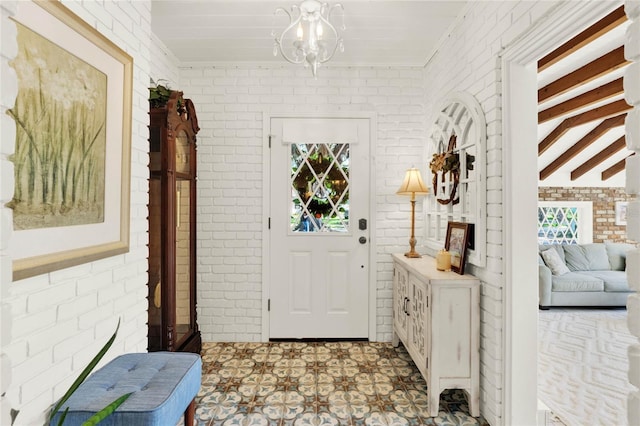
[570,135,626,180]
[538,6,627,72]
[538,46,629,104]
[539,114,626,180]
[602,153,634,180]
[538,78,624,123]
[538,99,631,154]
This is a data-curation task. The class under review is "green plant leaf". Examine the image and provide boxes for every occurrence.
[80,392,132,426]
[55,408,69,426]
[49,319,121,423]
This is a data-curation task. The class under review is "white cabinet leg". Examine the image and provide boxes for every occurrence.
[429,389,440,417]
[468,388,480,417]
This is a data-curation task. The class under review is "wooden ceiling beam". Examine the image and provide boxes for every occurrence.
[570,99,632,126]
[540,114,626,180]
[538,78,624,123]
[538,46,629,104]
[538,6,627,72]
[538,99,630,154]
[602,153,634,180]
[570,135,626,180]
[539,121,571,155]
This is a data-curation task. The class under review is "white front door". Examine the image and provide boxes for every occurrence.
[269,117,370,339]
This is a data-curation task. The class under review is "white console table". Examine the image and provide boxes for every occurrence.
[392,253,480,417]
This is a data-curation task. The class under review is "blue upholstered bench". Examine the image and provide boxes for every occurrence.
[49,352,202,426]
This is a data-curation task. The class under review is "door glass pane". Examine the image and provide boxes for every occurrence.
[175,180,191,342]
[290,143,350,233]
[176,130,190,174]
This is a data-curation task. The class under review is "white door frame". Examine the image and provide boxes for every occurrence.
[501,2,620,424]
[262,112,378,342]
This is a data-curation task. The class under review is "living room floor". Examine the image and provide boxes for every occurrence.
[538,308,633,426]
[187,341,489,425]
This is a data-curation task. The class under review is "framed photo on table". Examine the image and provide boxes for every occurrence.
[445,221,471,274]
[9,1,133,281]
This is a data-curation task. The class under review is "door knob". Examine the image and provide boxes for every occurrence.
[359,236,367,244]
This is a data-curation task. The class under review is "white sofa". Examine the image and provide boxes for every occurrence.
[538,243,635,309]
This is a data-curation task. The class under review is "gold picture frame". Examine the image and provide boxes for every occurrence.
[9,0,132,281]
[445,221,471,275]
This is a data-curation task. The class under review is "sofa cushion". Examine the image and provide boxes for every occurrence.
[563,244,610,271]
[551,272,604,292]
[539,244,566,263]
[541,249,570,275]
[605,243,635,271]
[580,271,630,292]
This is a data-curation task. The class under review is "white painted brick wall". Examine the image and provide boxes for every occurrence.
[176,65,425,343]
[1,1,153,424]
[0,2,18,424]
[423,2,557,425]
[625,1,640,425]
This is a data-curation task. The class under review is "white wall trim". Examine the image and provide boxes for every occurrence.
[501,1,621,424]
[261,111,378,342]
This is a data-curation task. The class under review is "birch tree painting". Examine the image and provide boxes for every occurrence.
[7,22,107,230]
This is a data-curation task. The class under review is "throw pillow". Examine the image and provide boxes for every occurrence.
[541,249,570,276]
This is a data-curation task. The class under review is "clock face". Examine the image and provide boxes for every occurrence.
[176,130,190,174]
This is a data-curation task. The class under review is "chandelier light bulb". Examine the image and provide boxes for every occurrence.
[273,0,345,78]
[297,22,304,40]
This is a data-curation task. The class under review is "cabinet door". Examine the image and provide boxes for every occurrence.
[409,276,430,377]
[393,264,409,342]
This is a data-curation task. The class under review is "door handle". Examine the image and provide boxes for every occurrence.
[359,236,367,244]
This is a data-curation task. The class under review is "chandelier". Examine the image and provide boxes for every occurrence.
[272,0,345,78]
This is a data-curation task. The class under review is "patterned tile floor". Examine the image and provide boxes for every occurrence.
[191,341,489,426]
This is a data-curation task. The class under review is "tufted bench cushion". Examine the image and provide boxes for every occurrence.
[49,352,201,426]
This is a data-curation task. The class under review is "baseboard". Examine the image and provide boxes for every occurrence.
[537,399,552,426]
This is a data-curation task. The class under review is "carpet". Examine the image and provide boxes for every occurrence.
[538,308,636,426]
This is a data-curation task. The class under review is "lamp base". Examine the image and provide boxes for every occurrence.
[404,234,421,258]
[404,250,422,258]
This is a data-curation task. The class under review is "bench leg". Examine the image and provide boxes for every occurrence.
[184,399,196,426]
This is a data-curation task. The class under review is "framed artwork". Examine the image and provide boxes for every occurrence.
[445,221,471,274]
[9,1,133,280]
[615,201,628,226]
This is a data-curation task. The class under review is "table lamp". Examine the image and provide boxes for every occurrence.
[397,167,429,258]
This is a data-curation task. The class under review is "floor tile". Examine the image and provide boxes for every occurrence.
[188,341,490,426]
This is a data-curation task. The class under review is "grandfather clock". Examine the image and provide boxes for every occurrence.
[148,90,201,353]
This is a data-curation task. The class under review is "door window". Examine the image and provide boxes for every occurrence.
[290,142,350,233]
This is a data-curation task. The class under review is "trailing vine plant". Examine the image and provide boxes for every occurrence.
[149,78,173,108]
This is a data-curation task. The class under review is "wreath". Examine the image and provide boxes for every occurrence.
[429,134,475,205]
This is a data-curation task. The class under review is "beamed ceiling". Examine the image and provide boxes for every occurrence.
[537,5,631,187]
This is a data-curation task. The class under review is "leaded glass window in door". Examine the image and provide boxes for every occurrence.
[290,143,350,233]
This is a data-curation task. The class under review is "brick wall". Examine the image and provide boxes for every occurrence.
[0,2,18,424]
[178,65,426,343]
[623,1,640,423]
[422,2,558,425]
[173,2,564,424]
[1,2,154,424]
[539,187,632,242]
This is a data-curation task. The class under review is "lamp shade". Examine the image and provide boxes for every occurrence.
[397,168,429,195]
